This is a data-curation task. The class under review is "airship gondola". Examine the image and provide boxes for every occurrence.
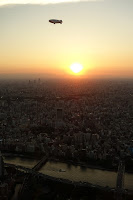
[49,19,63,24]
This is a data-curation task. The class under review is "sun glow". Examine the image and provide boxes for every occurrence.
[70,63,83,74]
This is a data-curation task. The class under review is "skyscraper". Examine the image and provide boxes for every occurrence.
[56,100,64,128]
[56,108,63,120]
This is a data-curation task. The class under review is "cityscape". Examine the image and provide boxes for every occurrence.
[0,0,133,199]
[0,78,133,199]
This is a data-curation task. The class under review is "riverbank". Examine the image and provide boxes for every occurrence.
[20,173,116,200]
[2,151,133,173]
[49,157,118,173]
[2,152,41,160]
[2,151,117,172]
[3,154,133,191]
[50,158,133,174]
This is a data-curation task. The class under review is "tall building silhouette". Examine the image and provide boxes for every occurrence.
[56,100,64,127]
[56,108,63,120]
[0,152,4,178]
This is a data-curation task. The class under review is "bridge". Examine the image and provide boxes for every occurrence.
[32,154,48,171]
[12,154,48,200]
[5,159,127,200]
[5,162,73,184]
[115,160,125,200]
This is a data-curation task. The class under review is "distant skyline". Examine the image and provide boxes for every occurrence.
[0,0,133,79]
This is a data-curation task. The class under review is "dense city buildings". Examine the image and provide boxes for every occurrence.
[0,78,133,199]
[0,79,133,167]
[0,152,17,200]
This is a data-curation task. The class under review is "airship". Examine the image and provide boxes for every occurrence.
[49,19,63,24]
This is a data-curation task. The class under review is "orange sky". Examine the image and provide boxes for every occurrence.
[0,0,133,79]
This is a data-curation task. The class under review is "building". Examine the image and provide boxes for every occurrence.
[55,100,64,128]
[0,151,4,179]
[56,108,63,120]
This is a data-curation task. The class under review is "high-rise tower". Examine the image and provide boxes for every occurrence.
[56,99,64,127]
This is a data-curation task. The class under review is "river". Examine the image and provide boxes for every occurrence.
[4,157,133,190]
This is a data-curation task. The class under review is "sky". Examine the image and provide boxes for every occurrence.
[0,0,133,79]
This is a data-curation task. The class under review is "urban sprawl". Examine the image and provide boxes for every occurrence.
[0,79,133,170]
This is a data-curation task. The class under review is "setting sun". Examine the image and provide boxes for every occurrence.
[70,63,83,74]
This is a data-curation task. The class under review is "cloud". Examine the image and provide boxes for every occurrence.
[0,0,103,7]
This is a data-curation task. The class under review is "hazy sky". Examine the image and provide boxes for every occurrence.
[0,0,133,79]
